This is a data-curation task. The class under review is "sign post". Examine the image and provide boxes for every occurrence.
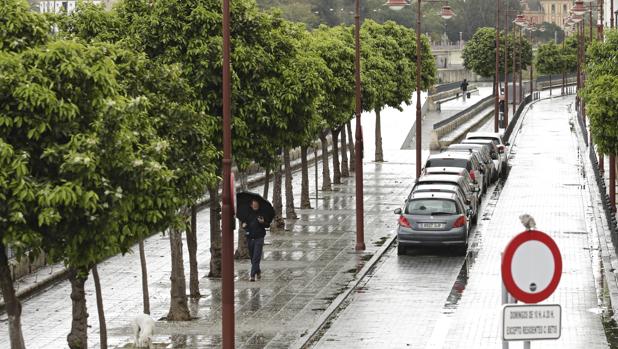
[501,229,562,348]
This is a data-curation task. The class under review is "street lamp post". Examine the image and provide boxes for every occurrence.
[386,0,454,179]
[494,0,501,132]
[503,2,509,129]
[221,0,234,347]
[354,0,365,251]
[513,15,527,115]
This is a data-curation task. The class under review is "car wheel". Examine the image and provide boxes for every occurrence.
[472,211,478,225]
[397,244,406,256]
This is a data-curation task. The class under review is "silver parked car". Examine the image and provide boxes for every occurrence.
[424,152,484,199]
[410,183,473,217]
[446,144,495,186]
[461,139,503,179]
[413,174,480,223]
[466,132,510,176]
[395,191,472,255]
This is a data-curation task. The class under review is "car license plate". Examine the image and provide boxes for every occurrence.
[419,223,445,229]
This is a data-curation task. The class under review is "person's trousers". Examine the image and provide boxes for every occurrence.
[247,237,264,277]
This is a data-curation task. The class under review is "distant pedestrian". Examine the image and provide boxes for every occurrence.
[461,79,469,101]
[241,199,269,281]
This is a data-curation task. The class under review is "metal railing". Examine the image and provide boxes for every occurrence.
[433,94,494,130]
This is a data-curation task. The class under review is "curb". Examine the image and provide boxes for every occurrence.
[289,232,398,349]
[574,110,618,321]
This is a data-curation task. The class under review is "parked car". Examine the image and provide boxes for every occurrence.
[446,144,495,186]
[395,191,472,255]
[413,174,480,223]
[460,139,503,179]
[466,132,510,176]
[424,167,478,194]
[410,183,473,217]
[424,152,485,199]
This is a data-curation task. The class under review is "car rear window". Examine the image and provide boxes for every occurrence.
[406,199,458,215]
[426,158,470,170]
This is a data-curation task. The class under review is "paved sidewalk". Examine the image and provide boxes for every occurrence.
[312,95,610,348]
[0,97,429,348]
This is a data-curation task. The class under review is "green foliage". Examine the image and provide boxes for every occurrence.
[463,27,532,78]
[583,75,618,155]
[463,27,498,78]
[0,40,174,272]
[535,41,561,76]
[0,0,50,52]
[582,30,618,155]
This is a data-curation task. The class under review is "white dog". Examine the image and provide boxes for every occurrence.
[132,314,155,348]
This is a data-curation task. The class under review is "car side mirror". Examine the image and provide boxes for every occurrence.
[505,142,510,146]
[467,208,474,216]
[473,187,480,193]
[394,208,402,215]
[498,148,505,154]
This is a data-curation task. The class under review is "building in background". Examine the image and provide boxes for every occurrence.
[29,0,115,13]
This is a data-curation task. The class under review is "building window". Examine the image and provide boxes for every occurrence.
[563,4,567,13]
[551,4,556,14]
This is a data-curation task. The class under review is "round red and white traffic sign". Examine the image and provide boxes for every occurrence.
[501,230,562,304]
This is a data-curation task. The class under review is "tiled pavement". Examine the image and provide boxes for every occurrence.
[0,97,429,348]
[313,95,611,348]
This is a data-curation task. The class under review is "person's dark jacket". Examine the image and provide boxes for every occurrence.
[244,210,268,239]
[460,81,468,92]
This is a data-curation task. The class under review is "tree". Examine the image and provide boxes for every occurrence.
[0,2,53,348]
[363,20,434,162]
[582,30,618,156]
[308,25,355,188]
[535,41,562,92]
[2,38,177,348]
[463,27,532,81]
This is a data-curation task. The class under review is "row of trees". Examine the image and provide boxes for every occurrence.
[582,30,618,157]
[0,0,435,348]
[462,27,533,86]
[534,36,579,92]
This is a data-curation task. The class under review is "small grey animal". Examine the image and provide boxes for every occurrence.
[519,214,536,230]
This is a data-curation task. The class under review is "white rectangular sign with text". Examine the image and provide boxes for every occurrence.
[502,304,561,341]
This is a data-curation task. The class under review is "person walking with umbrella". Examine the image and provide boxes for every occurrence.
[237,193,274,281]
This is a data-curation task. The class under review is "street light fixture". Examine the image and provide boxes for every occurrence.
[513,14,528,27]
[572,1,587,16]
[386,0,454,179]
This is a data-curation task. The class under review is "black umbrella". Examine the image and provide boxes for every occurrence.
[235,191,275,226]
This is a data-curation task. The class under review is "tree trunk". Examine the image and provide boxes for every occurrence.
[208,184,222,277]
[263,168,270,198]
[91,265,107,349]
[550,75,553,96]
[331,128,342,184]
[341,126,350,177]
[167,228,191,321]
[284,148,297,219]
[347,121,355,172]
[67,269,89,349]
[300,145,312,209]
[187,206,200,298]
[271,164,285,230]
[374,108,384,162]
[319,133,332,191]
[138,240,150,314]
[235,171,251,259]
[0,243,26,349]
